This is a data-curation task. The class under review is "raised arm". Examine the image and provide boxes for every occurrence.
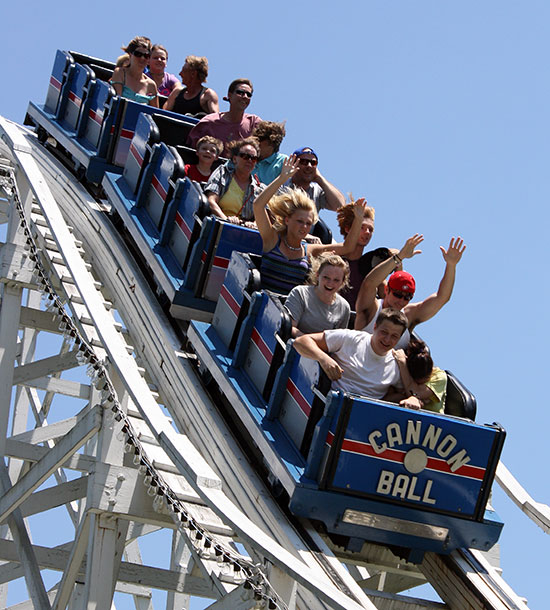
[307,198,368,258]
[355,234,424,326]
[293,333,344,381]
[253,156,300,251]
[315,170,345,211]
[405,237,466,327]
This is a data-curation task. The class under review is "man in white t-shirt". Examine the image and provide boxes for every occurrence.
[293,308,408,400]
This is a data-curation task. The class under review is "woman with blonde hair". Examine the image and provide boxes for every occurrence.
[253,157,367,295]
[110,36,158,106]
[285,253,351,337]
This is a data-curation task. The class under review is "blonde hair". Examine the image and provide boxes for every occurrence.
[185,55,209,82]
[268,188,318,234]
[337,198,375,237]
[308,252,350,290]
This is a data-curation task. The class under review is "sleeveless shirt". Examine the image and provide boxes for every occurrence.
[172,87,205,116]
[260,239,309,295]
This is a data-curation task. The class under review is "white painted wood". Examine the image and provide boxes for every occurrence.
[12,348,81,384]
[17,374,90,400]
[122,540,154,610]
[166,531,192,610]
[0,466,51,609]
[18,477,87,518]
[10,415,79,444]
[0,405,101,523]
[51,513,91,610]
[0,283,24,457]
[496,461,550,533]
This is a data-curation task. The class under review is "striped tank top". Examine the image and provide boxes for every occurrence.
[260,238,309,295]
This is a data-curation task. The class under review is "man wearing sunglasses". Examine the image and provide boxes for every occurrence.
[187,78,262,157]
[283,146,345,213]
[280,146,345,243]
[354,234,466,348]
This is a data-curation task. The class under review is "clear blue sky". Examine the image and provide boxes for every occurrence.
[3,1,549,607]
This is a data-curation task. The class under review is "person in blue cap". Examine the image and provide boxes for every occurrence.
[282,146,345,212]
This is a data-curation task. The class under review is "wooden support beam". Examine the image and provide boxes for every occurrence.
[12,348,81,385]
[51,513,91,610]
[17,375,90,400]
[0,465,51,609]
[4,438,96,473]
[0,405,101,523]
[0,538,217,597]
[10,415,80,445]
[18,477,87,518]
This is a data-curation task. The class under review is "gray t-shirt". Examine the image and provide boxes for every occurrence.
[285,285,350,335]
[281,180,327,211]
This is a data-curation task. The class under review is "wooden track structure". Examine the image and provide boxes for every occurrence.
[0,115,544,609]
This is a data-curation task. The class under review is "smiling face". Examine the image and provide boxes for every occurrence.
[371,320,405,356]
[294,152,318,183]
[228,83,253,112]
[197,142,219,167]
[149,49,167,75]
[383,284,415,310]
[316,264,346,301]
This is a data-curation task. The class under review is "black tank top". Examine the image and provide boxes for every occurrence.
[172,87,205,116]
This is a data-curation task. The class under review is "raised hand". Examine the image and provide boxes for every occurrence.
[279,155,300,182]
[440,237,466,266]
[399,234,424,260]
[353,197,368,220]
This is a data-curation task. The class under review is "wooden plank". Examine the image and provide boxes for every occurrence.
[12,349,81,385]
[0,538,217,597]
[17,374,90,400]
[496,462,550,533]
[10,415,79,444]
[0,466,51,609]
[0,405,101,523]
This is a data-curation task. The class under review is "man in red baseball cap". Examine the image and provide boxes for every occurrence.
[354,234,466,348]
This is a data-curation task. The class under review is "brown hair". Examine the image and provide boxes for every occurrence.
[228,78,253,95]
[375,308,408,333]
[196,135,224,157]
[227,137,261,158]
[308,252,350,290]
[405,337,434,382]
[151,44,168,59]
[253,121,286,152]
[117,36,152,67]
[337,199,375,236]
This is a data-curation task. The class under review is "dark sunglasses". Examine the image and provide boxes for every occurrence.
[298,157,318,167]
[391,290,414,301]
[238,152,258,161]
[133,50,151,59]
[234,89,253,98]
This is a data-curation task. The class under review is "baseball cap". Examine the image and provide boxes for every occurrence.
[388,271,416,294]
[292,146,318,159]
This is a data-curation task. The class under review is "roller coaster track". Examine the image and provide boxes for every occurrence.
[0,115,538,609]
